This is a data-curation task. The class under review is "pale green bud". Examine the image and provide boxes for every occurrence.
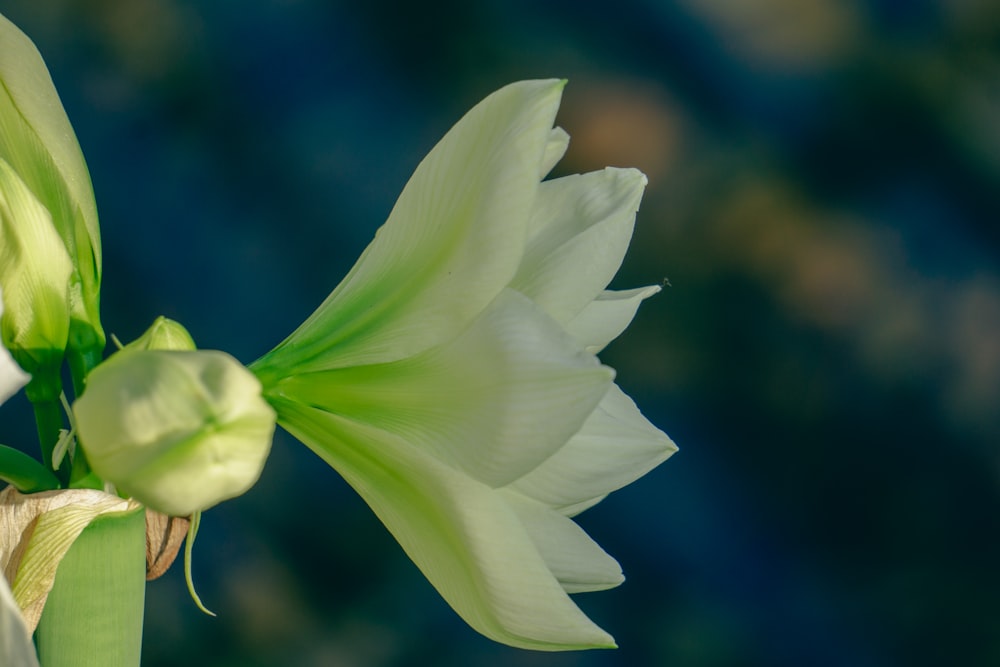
[0,157,73,394]
[0,13,105,373]
[122,316,196,352]
[73,350,276,516]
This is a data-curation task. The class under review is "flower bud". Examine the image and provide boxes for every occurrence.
[0,13,105,373]
[73,349,276,516]
[123,316,196,352]
[0,158,73,393]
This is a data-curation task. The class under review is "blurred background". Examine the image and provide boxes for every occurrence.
[2,0,999,665]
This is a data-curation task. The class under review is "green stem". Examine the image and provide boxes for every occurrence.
[66,340,102,398]
[66,333,103,485]
[35,507,146,667]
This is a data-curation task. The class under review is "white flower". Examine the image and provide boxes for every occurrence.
[252,79,676,650]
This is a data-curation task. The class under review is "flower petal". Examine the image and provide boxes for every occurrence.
[272,289,613,487]
[273,400,617,650]
[509,383,676,516]
[511,167,646,325]
[0,289,29,404]
[0,574,38,667]
[565,285,661,353]
[539,126,570,178]
[501,490,623,593]
[253,80,566,383]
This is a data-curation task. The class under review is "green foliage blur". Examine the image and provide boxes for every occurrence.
[1,1,998,665]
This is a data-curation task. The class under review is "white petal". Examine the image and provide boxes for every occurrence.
[274,289,613,487]
[0,574,38,667]
[509,383,676,515]
[274,401,617,650]
[539,126,570,178]
[0,289,30,404]
[502,490,623,593]
[0,345,28,405]
[511,167,646,325]
[566,285,661,353]
[254,80,566,381]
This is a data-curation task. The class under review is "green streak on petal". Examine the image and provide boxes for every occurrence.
[253,80,566,381]
[271,289,613,487]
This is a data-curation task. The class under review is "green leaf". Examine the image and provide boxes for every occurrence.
[0,445,60,492]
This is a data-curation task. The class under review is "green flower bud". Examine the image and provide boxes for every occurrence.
[0,12,105,375]
[0,157,73,395]
[73,350,276,516]
[122,316,196,352]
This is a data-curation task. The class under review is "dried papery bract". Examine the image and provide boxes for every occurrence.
[0,487,141,633]
[144,509,190,581]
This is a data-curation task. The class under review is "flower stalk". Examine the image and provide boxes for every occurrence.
[34,507,146,667]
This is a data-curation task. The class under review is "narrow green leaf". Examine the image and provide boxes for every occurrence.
[0,444,59,492]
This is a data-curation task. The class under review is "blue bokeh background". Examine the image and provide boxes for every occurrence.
[2,1,999,665]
